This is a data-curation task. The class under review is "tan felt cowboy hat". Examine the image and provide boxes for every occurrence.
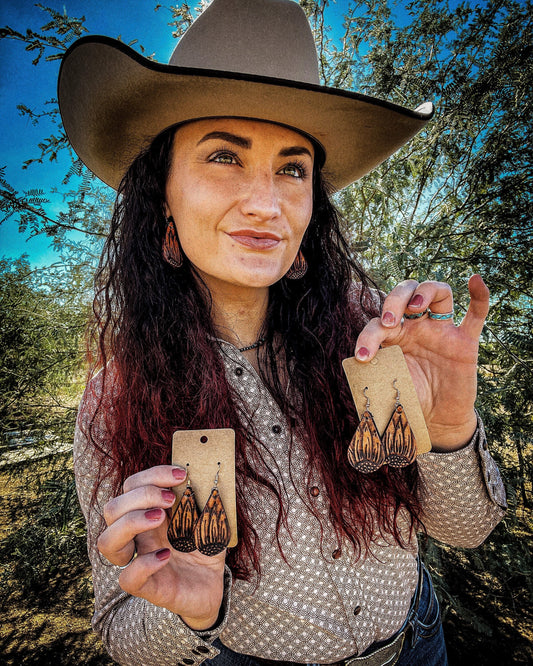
[58,0,433,191]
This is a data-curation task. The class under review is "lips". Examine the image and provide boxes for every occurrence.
[227,229,282,250]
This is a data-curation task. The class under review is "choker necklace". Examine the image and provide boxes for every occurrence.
[238,338,266,353]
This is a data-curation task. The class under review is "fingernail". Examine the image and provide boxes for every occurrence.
[156,548,171,561]
[409,294,424,307]
[172,466,186,480]
[382,311,395,326]
[162,490,176,503]
[145,508,163,521]
[356,347,369,361]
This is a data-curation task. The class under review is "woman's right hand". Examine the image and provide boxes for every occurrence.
[97,465,227,630]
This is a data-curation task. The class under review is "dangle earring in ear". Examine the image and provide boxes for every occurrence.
[167,464,200,552]
[347,387,386,473]
[194,462,231,556]
[286,249,307,280]
[383,380,417,468]
[162,216,183,268]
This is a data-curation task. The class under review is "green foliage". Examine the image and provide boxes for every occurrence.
[0,4,87,65]
[0,460,87,603]
[0,257,87,440]
[0,456,96,666]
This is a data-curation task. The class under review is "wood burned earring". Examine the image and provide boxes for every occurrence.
[285,248,307,279]
[194,462,231,556]
[167,464,200,552]
[162,216,183,268]
[383,380,417,468]
[347,387,386,473]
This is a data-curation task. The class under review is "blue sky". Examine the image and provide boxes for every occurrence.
[0,0,184,265]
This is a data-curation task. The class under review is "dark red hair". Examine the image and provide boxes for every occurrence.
[86,125,422,579]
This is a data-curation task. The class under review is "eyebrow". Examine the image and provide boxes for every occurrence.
[279,146,313,159]
[197,131,313,159]
[197,131,251,149]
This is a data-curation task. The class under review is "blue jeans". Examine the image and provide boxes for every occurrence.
[210,565,447,665]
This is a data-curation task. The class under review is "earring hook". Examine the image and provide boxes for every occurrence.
[393,379,400,405]
[363,386,370,411]
[214,462,221,487]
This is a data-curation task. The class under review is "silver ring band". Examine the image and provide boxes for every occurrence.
[117,543,138,569]
[428,310,454,320]
[404,309,428,320]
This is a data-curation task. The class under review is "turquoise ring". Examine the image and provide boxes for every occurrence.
[428,310,454,320]
[404,309,428,320]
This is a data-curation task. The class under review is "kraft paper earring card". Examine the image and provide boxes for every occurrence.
[171,428,238,547]
[343,346,431,455]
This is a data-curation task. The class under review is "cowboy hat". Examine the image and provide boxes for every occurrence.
[58,0,433,191]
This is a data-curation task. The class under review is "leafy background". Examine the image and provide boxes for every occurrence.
[0,1,531,664]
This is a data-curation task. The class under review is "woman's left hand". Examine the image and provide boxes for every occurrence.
[354,274,489,451]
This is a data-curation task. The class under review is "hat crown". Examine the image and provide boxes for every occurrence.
[169,0,320,85]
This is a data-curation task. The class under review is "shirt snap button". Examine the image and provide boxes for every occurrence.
[310,486,320,497]
[353,605,362,616]
[272,424,282,434]
[234,367,243,377]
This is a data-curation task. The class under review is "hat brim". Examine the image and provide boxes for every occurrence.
[58,36,433,191]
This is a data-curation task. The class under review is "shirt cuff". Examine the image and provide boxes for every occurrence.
[419,414,507,510]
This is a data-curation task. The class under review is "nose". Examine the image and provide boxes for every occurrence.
[240,170,281,221]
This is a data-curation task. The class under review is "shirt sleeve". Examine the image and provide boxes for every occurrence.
[73,376,232,666]
[416,415,507,548]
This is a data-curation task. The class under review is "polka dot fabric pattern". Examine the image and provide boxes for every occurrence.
[73,343,506,665]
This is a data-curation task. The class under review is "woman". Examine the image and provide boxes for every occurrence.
[59,1,506,665]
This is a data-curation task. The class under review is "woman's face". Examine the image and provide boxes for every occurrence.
[165,118,314,294]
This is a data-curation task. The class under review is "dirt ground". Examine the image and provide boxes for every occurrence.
[0,455,531,666]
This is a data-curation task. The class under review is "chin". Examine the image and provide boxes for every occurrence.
[236,275,282,289]
[231,264,288,288]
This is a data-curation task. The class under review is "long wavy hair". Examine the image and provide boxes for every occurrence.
[87,124,422,580]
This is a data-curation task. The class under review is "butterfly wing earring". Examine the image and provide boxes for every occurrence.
[383,380,417,468]
[347,387,386,473]
[194,463,231,556]
[162,215,183,268]
[167,464,200,552]
[285,249,307,279]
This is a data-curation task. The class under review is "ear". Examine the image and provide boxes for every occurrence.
[164,203,171,219]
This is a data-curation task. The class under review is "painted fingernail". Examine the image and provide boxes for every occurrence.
[156,548,171,561]
[382,311,395,326]
[172,466,187,480]
[409,294,424,307]
[356,347,370,361]
[145,508,163,521]
[162,490,176,503]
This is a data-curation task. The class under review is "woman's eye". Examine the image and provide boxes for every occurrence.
[279,162,308,179]
[210,151,238,165]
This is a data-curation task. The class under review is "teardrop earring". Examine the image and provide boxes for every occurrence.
[285,248,307,279]
[383,380,417,468]
[347,387,386,473]
[162,216,183,268]
[167,464,200,552]
[194,462,231,556]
